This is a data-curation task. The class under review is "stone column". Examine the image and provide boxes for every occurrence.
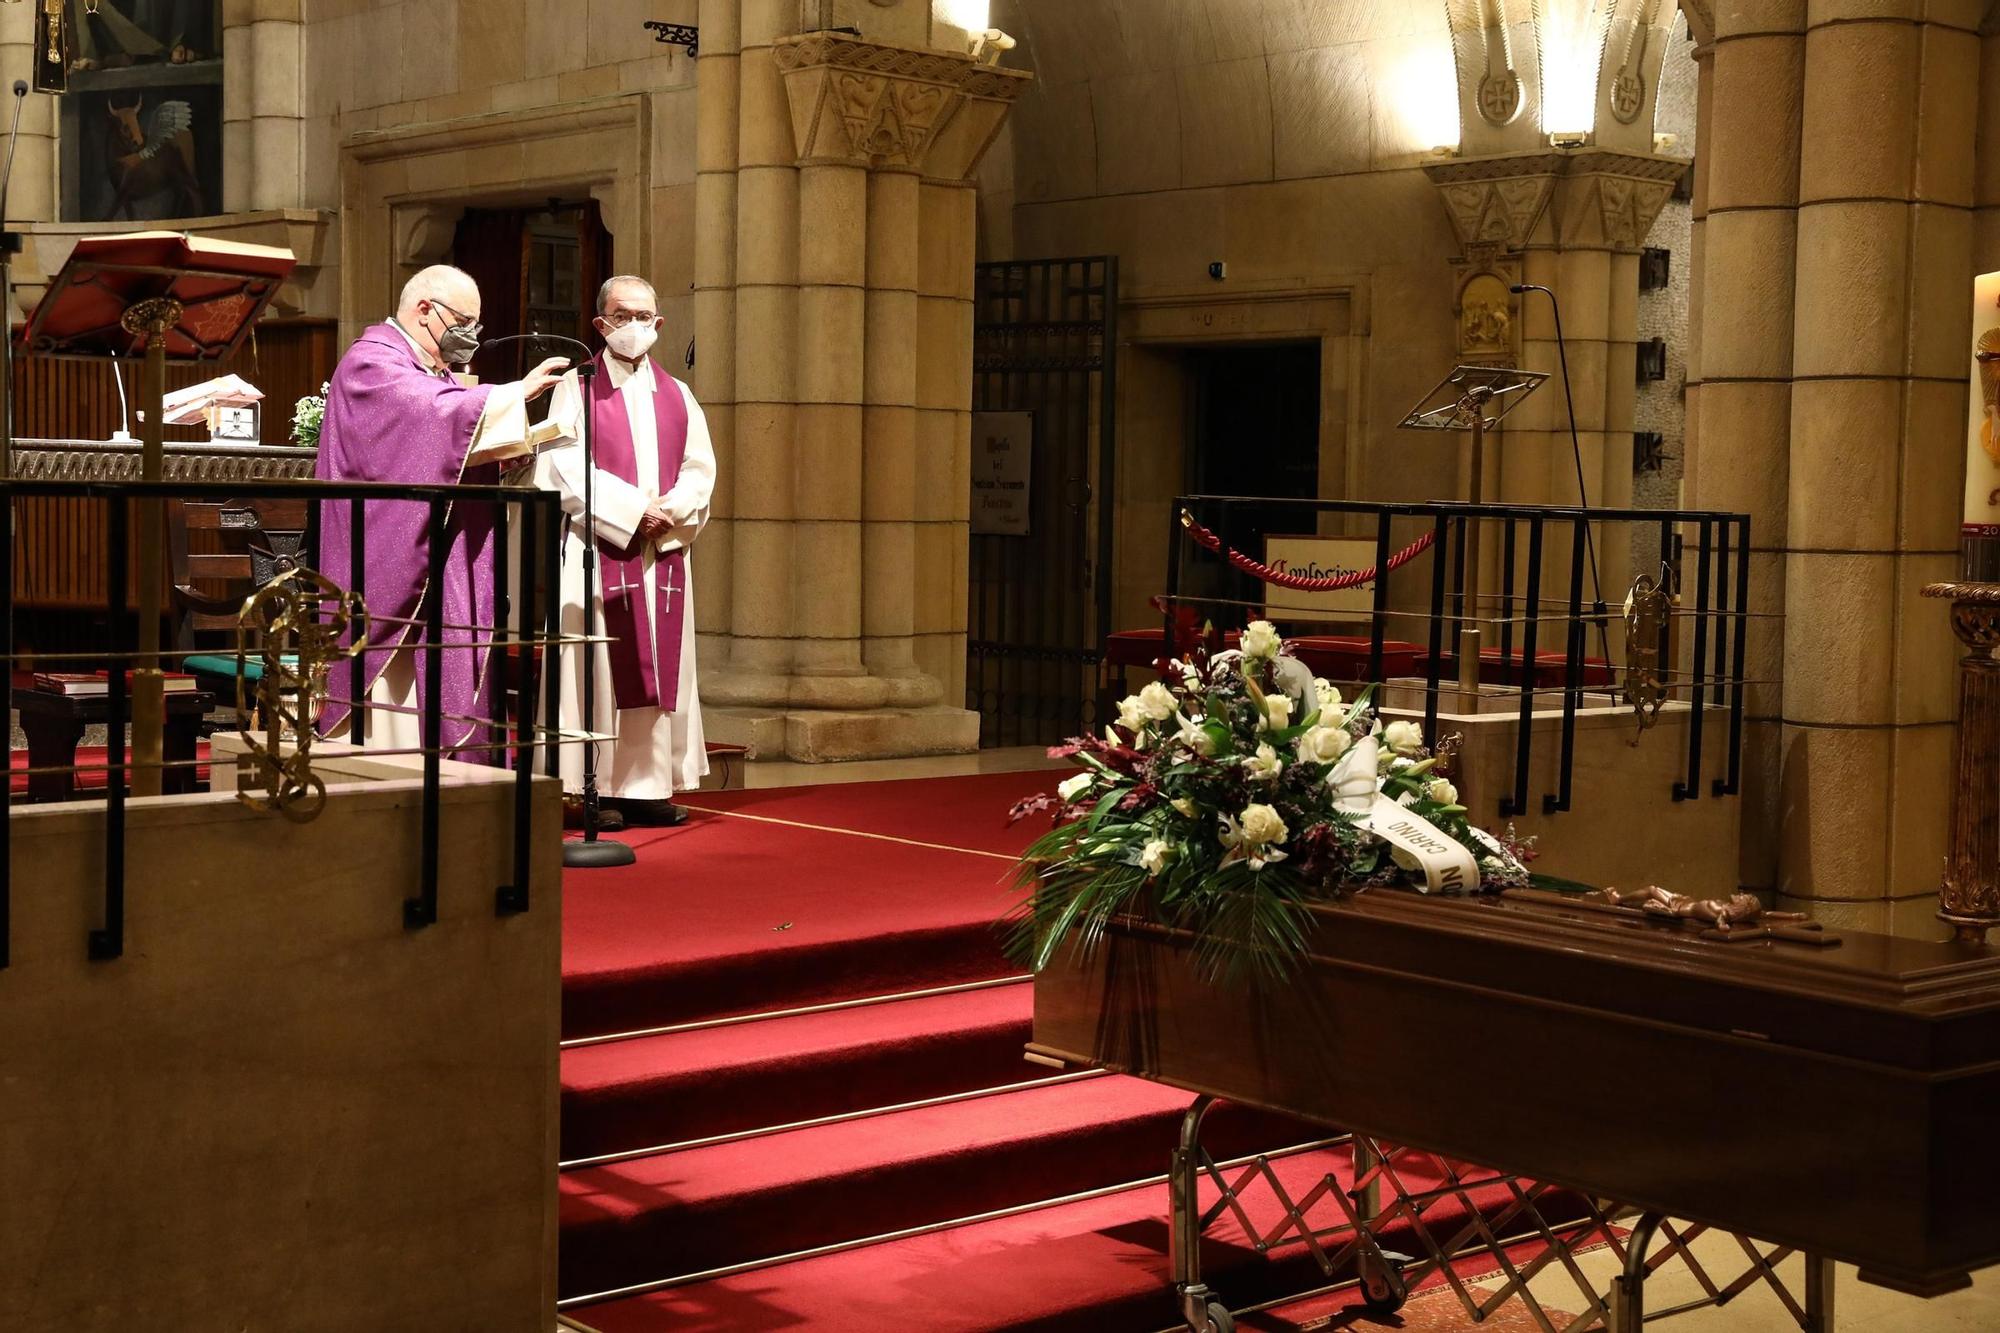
[1427,152,1679,649]
[1772,3,1973,933]
[223,0,304,212]
[1686,1,1804,901]
[699,21,1026,759]
[693,0,741,673]
[720,0,801,700]
[863,165,925,688]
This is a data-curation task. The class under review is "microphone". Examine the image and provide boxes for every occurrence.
[1510,280,1611,646]
[0,80,25,479]
[1,81,28,233]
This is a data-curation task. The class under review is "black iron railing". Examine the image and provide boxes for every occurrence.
[1167,495,1754,822]
[1,478,568,969]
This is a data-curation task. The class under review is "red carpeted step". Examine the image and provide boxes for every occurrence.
[567,1146,1537,1332]
[561,982,1055,1161]
[562,811,1026,1039]
[557,1074,1319,1301]
[676,769,1064,858]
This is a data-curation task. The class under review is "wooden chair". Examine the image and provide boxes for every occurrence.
[167,497,310,717]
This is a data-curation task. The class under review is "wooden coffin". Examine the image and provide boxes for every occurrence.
[1030,890,2000,1296]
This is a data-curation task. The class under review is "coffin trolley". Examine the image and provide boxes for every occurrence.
[1029,888,2000,1331]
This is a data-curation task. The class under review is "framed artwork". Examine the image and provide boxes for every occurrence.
[59,1,223,223]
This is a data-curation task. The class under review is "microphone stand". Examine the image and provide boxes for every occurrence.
[481,332,634,869]
[1512,283,1612,664]
[1,80,31,482]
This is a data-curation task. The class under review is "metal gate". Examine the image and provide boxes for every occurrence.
[968,256,1118,748]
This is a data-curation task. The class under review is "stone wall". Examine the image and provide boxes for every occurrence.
[0,762,564,1330]
[991,2,1466,519]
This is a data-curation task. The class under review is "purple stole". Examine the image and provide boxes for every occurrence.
[589,353,690,712]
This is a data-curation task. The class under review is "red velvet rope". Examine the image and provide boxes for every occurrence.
[1179,511,1437,592]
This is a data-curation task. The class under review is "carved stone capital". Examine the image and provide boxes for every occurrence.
[1426,149,1686,257]
[774,32,1028,177]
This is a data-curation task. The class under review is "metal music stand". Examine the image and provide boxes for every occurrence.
[1399,365,1547,700]
[21,232,296,804]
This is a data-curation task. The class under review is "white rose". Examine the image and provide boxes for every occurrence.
[1296,725,1352,766]
[1138,680,1177,721]
[1058,773,1094,803]
[1261,694,1293,731]
[1383,720,1425,756]
[1139,838,1174,876]
[1239,802,1289,848]
[1242,742,1284,783]
[1241,620,1281,660]
[1314,678,1343,716]
[1426,778,1458,806]
[1117,695,1149,734]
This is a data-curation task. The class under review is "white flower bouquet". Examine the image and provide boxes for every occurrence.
[290,381,330,449]
[1008,621,1532,980]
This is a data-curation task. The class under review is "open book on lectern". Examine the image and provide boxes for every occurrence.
[22,230,295,363]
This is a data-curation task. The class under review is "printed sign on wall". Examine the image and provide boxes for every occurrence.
[1262,534,1378,619]
[971,411,1033,537]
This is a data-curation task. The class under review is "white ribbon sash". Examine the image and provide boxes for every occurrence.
[1329,735,1481,894]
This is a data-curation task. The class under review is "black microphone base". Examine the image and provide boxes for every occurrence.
[564,835,637,868]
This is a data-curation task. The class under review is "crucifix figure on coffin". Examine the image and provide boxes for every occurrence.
[535,274,716,828]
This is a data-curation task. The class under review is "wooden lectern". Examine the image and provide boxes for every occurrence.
[21,232,295,795]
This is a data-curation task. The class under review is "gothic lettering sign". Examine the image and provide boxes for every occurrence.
[971,410,1032,537]
[1261,534,1378,619]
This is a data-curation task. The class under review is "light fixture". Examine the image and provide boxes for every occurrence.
[972,29,1015,64]
[1386,37,1462,156]
[1535,0,1610,140]
[935,0,990,34]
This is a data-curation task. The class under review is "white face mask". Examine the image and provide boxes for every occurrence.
[605,321,658,360]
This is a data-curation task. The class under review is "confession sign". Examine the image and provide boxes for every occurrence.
[971,411,1033,537]
[1262,535,1378,619]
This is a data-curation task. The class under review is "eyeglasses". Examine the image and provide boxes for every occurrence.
[427,297,482,337]
[601,310,658,328]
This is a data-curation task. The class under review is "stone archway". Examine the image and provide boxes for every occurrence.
[338,95,650,344]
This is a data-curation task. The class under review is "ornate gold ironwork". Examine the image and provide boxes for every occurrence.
[1922,580,2000,945]
[1622,567,1672,740]
[118,296,185,340]
[233,566,366,823]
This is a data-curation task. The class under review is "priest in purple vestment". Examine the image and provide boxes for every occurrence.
[535,275,716,825]
[314,264,568,761]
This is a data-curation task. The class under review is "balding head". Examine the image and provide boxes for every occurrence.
[398,264,480,323]
[596,275,657,317]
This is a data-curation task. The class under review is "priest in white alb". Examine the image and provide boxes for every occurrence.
[536,275,715,826]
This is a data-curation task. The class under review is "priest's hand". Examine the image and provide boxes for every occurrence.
[521,356,571,402]
[636,497,674,541]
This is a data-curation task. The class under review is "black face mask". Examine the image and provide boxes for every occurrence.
[428,302,482,368]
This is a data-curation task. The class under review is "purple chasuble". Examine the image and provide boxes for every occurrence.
[589,352,689,712]
[313,323,500,760]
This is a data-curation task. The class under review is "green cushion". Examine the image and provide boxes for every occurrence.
[183,653,299,683]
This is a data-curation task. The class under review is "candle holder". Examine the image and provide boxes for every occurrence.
[1921,578,2000,945]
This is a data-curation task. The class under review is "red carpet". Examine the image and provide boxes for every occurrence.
[676,768,1064,856]
[9,742,214,797]
[559,767,1561,1329]
[561,981,1054,1161]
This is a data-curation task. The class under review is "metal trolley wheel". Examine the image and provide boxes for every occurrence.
[1358,1254,1409,1316]
[1199,1299,1235,1333]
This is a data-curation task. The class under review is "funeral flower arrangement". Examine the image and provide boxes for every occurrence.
[290,381,330,449]
[1007,621,1530,980]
